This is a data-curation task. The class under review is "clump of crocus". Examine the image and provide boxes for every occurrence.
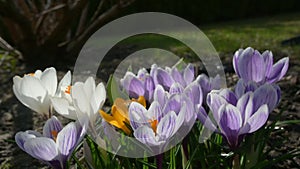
[198,84,279,149]
[120,63,195,102]
[13,67,71,115]
[128,81,199,149]
[233,47,289,84]
[100,96,146,135]
[15,116,86,169]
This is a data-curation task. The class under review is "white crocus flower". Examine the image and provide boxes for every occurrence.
[52,77,106,123]
[13,67,71,115]
[72,77,106,124]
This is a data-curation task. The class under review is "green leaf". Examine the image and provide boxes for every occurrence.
[107,75,129,104]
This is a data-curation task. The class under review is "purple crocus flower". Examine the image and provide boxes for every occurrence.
[198,84,279,149]
[151,63,194,91]
[233,47,289,84]
[120,68,155,101]
[196,74,221,101]
[153,83,198,125]
[15,116,86,169]
[128,101,185,148]
[235,79,281,103]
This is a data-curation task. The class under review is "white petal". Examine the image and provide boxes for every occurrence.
[91,83,106,116]
[83,77,96,100]
[72,83,90,116]
[56,71,71,96]
[40,67,57,96]
[51,97,77,120]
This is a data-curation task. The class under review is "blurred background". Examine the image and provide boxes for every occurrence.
[0,0,300,168]
[1,0,300,68]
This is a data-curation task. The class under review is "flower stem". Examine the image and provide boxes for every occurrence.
[182,136,189,160]
[155,153,163,169]
[232,154,240,169]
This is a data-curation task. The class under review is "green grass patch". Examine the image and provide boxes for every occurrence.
[121,12,300,61]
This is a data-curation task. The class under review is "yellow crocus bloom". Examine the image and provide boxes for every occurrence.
[100,96,146,135]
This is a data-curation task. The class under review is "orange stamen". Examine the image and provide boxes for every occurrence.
[65,85,71,94]
[149,119,158,134]
[51,130,58,141]
[25,73,35,76]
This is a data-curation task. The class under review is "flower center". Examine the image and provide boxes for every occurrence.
[64,85,71,94]
[51,130,58,141]
[149,119,158,134]
[25,73,35,76]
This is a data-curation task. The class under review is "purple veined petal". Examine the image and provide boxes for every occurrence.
[171,67,185,86]
[235,79,246,99]
[262,50,273,77]
[184,81,203,106]
[236,92,254,124]
[245,81,259,93]
[197,74,210,94]
[233,49,244,77]
[182,95,196,124]
[155,68,174,91]
[15,131,42,151]
[56,122,79,159]
[43,116,63,139]
[245,104,269,133]
[153,85,167,106]
[235,79,259,99]
[253,84,278,112]
[150,64,158,86]
[211,74,222,90]
[137,68,148,81]
[238,48,266,82]
[148,101,163,122]
[23,137,58,161]
[129,102,149,130]
[196,106,217,131]
[267,57,289,83]
[183,63,195,85]
[156,111,176,141]
[272,84,281,105]
[219,89,237,105]
[169,83,184,95]
[40,67,57,96]
[129,77,145,99]
[173,104,185,133]
[206,91,228,123]
[144,76,155,101]
[134,126,159,146]
[218,104,242,148]
[120,72,135,91]
[163,95,181,115]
